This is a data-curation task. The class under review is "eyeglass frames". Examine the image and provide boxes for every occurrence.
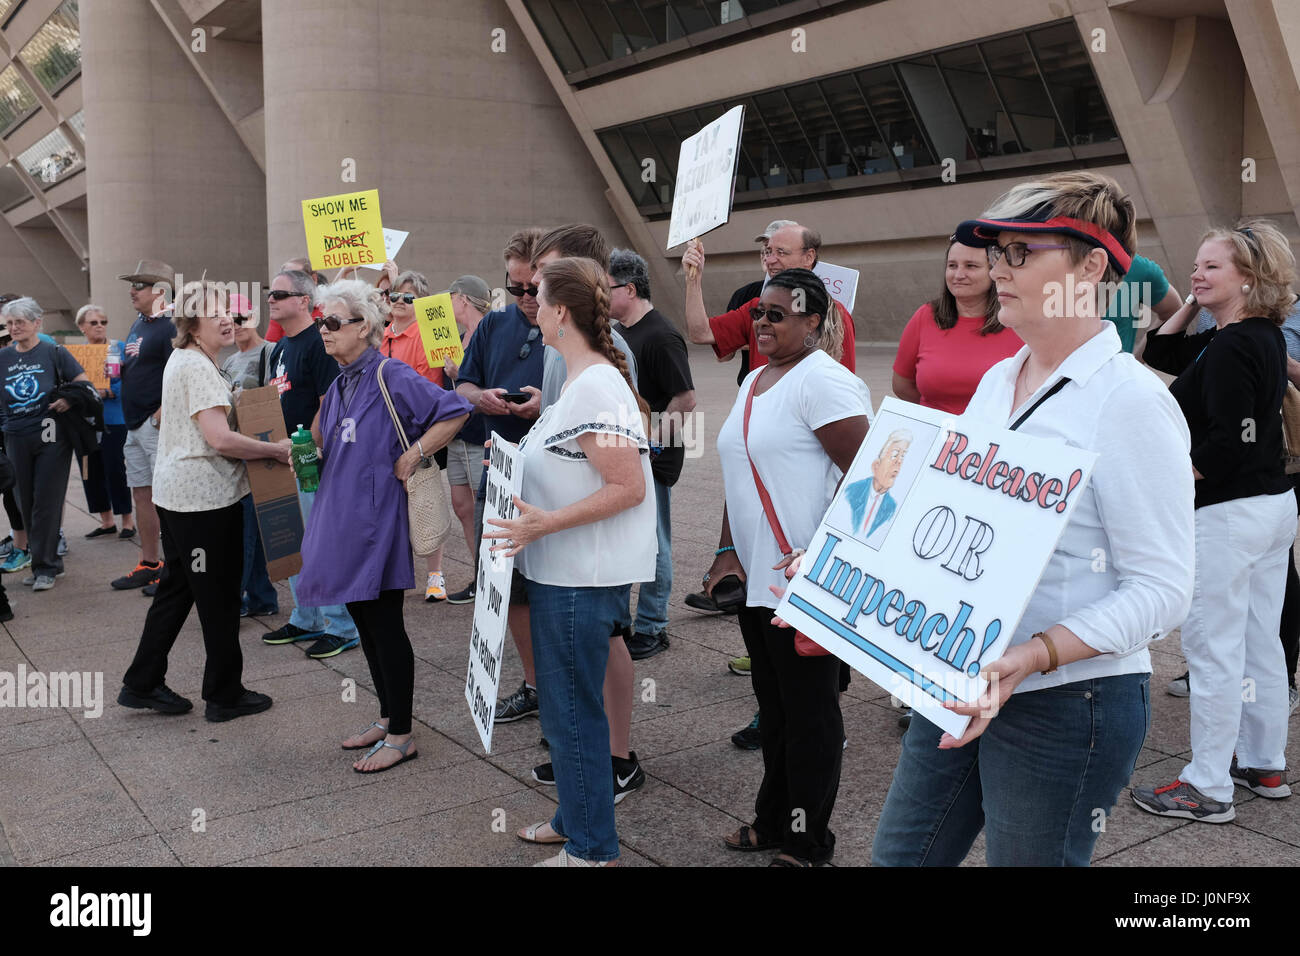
[986,242,1070,268]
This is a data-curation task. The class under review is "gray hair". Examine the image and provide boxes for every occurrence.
[76,304,106,327]
[394,270,430,297]
[2,297,43,325]
[315,279,385,348]
[875,429,914,462]
[277,269,317,297]
[609,248,651,301]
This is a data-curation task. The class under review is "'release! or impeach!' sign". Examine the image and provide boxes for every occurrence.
[413,293,463,367]
[301,189,385,270]
[775,396,1097,737]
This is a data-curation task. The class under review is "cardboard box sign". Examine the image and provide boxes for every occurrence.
[234,385,302,581]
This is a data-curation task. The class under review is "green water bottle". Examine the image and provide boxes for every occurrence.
[290,424,320,493]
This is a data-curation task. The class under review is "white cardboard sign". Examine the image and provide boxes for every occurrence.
[813,260,859,314]
[667,105,745,250]
[775,397,1097,737]
[358,228,410,270]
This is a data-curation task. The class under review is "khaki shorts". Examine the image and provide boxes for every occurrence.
[124,419,159,488]
[446,437,485,489]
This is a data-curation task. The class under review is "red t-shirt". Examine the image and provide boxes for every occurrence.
[710,297,857,372]
[892,304,1023,415]
[265,319,285,343]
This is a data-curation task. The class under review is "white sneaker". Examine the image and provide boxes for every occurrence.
[424,572,447,602]
[31,575,55,591]
[1167,672,1190,697]
[533,847,609,867]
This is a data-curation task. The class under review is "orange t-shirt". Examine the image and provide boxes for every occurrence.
[382,320,443,387]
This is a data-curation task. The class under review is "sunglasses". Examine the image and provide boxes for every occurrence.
[506,282,539,299]
[388,292,416,305]
[317,314,366,332]
[518,325,541,359]
[130,282,152,291]
[986,242,1070,268]
[232,315,255,326]
[84,320,107,326]
[267,290,306,301]
[749,305,807,323]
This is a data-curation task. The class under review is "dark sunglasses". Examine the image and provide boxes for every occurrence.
[518,325,541,359]
[130,281,152,291]
[84,319,108,326]
[749,305,807,323]
[506,282,539,299]
[316,314,366,332]
[267,290,306,301]
[232,315,255,326]
[388,292,416,305]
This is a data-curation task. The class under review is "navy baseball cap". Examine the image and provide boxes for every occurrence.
[954,203,1133,276]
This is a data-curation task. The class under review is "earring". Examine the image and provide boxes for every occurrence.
[1242,284,1251,293]
[557,326,565,339]
[803,333,818,348]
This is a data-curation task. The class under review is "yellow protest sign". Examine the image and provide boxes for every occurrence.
[300,189,385,270]
[413,293,463,367]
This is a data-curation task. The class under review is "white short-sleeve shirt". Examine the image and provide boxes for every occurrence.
[718,350,873,608]
[151,348,250,513]
[517,363,657,587]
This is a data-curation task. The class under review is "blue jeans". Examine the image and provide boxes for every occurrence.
[240,495,278,612]
[288,487,358,640]
[633,479,671,635]
[527,579,630,863]
[872,673,1150,866]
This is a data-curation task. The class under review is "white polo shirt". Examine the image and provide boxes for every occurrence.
[963,323,1195,692]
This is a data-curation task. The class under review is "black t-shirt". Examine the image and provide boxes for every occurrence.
[0,341,84,436]
[268,324,340,435]
[728,279,764,385]
[617,308,694,486]
[121,311,176,430]
[1146,316,1291,509]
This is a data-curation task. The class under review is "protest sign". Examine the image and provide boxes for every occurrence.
[234,385,303,581]
[300,189,385,270]
[667,105,745,250]
[63,344,108,390]
[775,396,1097,737]
[813,260,859,314]
[413,292,463,367]
[466,433,520,753]
[358,227,409,270]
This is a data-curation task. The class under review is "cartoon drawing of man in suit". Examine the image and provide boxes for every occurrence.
[843,428,913,548]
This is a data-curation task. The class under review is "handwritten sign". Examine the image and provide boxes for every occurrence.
[667,105,745,250]
[300,189,385,270]
[63,344,108,391]
[775,397,1097,737]
[413,293,463,367]
[466,433,520,753]
[813,260,859,314]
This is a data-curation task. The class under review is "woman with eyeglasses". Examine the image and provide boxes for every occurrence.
[118,281,292,722]
[75,304,135,541]
[869,172,1195,866]
[295,280,470,772]
[1133,220,1297,821]
[220,293,280,618]
[713,268,871,867]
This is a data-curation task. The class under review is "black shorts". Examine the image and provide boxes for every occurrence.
[509,568,528,606]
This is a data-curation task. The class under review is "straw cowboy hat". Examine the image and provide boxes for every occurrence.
[117,259,175,287]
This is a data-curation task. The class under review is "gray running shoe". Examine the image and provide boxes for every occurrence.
[1131,779,1234,822]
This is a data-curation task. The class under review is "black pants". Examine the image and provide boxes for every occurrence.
[739,604,843,863]
[347,589,413,735]
[78,424,132,516]
[1280,479,1300,688]
[123,502,245,704]
[7,430,72,576]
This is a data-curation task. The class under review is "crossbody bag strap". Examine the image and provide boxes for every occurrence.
[742,373,792,556]
[1009,376,1071,431]
[375,359,410,452]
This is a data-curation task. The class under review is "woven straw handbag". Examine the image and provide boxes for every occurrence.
[1282,382,1300,475]
[376,359,451,555]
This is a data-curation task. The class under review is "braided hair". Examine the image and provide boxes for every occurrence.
[540,257,651,427]
[765,268,843,362]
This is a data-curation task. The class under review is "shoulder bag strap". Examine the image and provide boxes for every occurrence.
[1009,377,1071,431]
[742,373,792,556]
[257,343,269,387]
[375,359,410,452]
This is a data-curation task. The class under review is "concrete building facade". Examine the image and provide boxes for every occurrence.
[1,0,1292,342]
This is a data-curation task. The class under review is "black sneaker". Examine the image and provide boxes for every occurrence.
[111,560,163,590]
[626,630,669,661]
[305,634,359,659]
[118,683,193,715]
[613,752,645,804]
[532,762,556,785]
[1230,757,1292,798]
[0,603,13,623]
[898,708,913,730]
[731,712,761,750]
[262,623,324,646]
[446,584,476,604]
[142,582,158,597]
[495,680,539,723]
[205,690,273,722]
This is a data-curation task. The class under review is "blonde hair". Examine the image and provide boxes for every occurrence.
[172,280,229,350]
[1200,219,1297,325]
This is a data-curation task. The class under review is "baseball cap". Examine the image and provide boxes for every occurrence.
[446,275,491,305]
[754,219,798,243]
[954,204,1132,275]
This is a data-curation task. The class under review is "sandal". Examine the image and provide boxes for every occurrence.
[352,737,418,774]
[769,853,815,867]
[518,821,567,845]
[723,824,779,852]
[341,721,389,750]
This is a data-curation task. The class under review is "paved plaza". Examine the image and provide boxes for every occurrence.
[1,345,1297,867]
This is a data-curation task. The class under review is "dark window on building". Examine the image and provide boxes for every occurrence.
[1029,23,1118,146]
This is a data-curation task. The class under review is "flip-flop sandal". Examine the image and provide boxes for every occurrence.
[518,821,567,845]
[723,824,779,852]
[353,737,418,774]
[341,721,389,751]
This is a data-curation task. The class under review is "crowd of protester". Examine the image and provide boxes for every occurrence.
[2,167,1296,867]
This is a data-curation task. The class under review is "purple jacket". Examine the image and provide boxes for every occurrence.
[296,347,471,606]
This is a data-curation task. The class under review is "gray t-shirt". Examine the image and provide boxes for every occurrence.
[540,328,639,409]
[221,340,275,391]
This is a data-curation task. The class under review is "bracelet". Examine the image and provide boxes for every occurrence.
[714,546,736,556]
[416,438,425,458]
[1034,631,1059,675]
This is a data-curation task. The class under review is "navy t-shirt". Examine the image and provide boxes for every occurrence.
[121,311,176,430]
[456,304,545,445]
[0,341,84,436]
[268,324,339,435]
